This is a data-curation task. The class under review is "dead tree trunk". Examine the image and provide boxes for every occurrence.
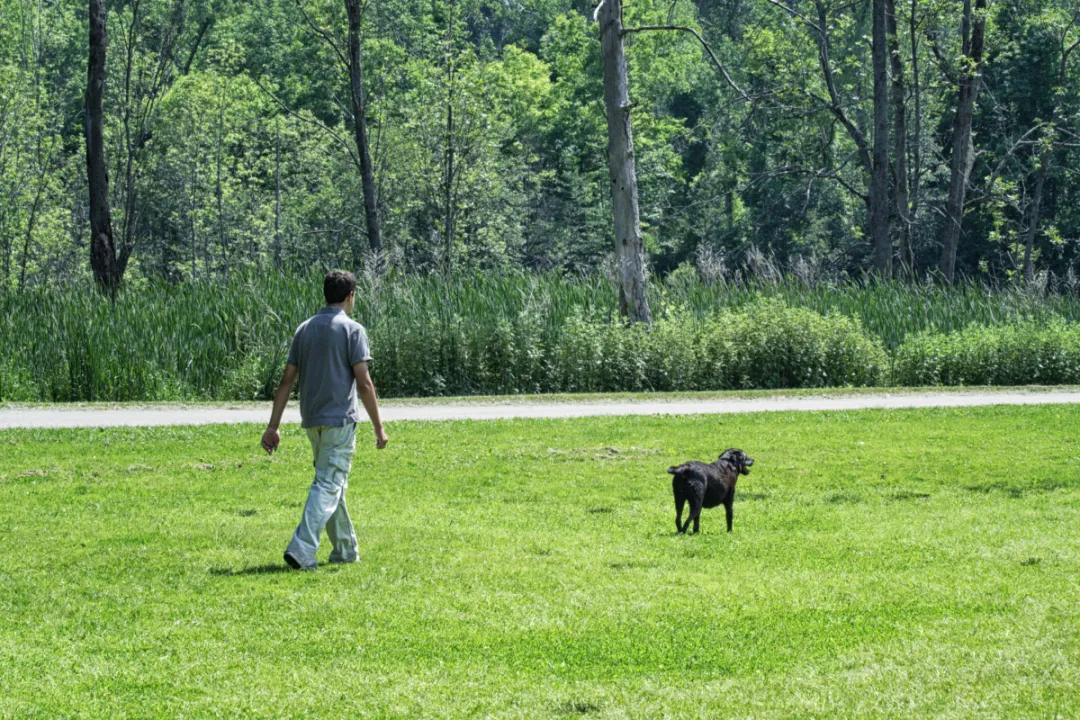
[887,0,912,271]
[345,0,382,254]
[599,0,651,324]
[870,0,891,274]
[908,0,923,252]
[86,0,119,294]
[938,0,987,283]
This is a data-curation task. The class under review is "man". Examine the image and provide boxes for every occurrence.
[261,269,388,570]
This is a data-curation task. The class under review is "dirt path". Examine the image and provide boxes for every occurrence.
[1,390,1078,429]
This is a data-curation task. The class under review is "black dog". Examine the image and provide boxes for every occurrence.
[668,449,754,533]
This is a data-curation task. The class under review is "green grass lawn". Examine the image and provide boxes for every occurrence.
[2,406,1079,718]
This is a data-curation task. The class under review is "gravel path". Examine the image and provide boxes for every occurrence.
[1,390,1078,429]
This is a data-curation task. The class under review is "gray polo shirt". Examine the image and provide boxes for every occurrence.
[286,306,372,429]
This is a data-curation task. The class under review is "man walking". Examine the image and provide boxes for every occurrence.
[261,269,388,570]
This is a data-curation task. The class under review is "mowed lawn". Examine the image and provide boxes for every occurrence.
[2,406,1080,718]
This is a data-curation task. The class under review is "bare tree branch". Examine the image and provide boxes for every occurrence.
[293,0,350,73]
[926,30,958,84]
[965,122,1045,208]
[759,0,822,33]
[250,75,362,171]
[621,25,749,101]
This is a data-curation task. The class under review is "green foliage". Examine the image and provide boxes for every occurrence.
[546,302,886,393]
[893,322,1080,386]
[5,0,1080,285]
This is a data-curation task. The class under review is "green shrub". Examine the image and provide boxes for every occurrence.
[892,322,1080,386]
[0,361,38,402]
[699,302,888,389]
[542,302,885,393]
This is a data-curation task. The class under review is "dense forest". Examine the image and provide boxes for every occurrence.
[1,0,1079,292]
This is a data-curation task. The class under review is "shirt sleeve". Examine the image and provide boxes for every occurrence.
[349,325,373,366]
[286,327,302,367]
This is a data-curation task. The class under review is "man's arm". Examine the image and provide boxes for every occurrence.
[261,363,298,455]
[352,361,388,449]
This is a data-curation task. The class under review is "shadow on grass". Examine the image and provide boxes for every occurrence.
[555,699,602,715]
[209,563,293,576]
[210,561,345,576]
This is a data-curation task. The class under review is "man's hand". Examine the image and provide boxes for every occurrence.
[262,426,281,455]
[353,361,387,450]
[263,364,297,456]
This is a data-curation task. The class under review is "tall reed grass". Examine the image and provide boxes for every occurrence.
[1,269,1077,401]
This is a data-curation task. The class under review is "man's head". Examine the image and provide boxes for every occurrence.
[324,269,356,312]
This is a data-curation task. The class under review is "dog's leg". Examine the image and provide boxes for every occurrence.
[725,500,733,532]
[687,487,704,534]
[674,484,686,533]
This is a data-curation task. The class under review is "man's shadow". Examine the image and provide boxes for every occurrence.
[209,562,339,576]
[209,563,293,576]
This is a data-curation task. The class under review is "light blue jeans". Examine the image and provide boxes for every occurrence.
[285,423,359,569]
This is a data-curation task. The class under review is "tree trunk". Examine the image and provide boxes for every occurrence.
[907,0,922,263]
[811,0,882,268]
[17,174,46,292]
[870,0,891,274]
[442,0,455,270]
[598,0,651,323]
[887,0,912,271]
[345,0,382,255]
[216,91,227,278]
[182,18,213,76]
[938,0,986,283]
[1,197,8,289]
[274,117,282,266]
[1022,156,1047,283]
[86,0,119,294]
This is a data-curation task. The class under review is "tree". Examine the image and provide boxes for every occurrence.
[871,0,891,273]
[937,0,988,283]
[760,0,892,272]
[597,0,652,323]
[0,0,75,290]
[1021,11,1079,281]
[887,0,914,270]
[84,0,212,291]
[345,0,381,254]
[87,0,119,293]
[9,0,1080,289]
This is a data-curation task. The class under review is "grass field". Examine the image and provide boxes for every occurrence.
[2,406,1080,718]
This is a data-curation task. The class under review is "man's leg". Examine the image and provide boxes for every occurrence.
[325,425,359,563]
[326,487,358,564]
[284,424,356,568]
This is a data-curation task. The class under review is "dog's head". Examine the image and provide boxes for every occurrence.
[720,449,754,475]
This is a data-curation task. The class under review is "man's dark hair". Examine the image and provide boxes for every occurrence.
[324,269,356,305]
